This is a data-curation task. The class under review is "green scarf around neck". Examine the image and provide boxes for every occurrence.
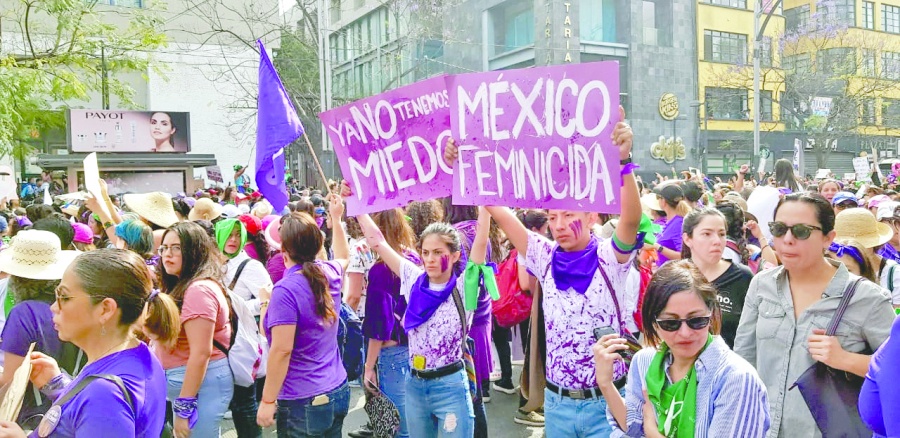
[214,218,247,259]
[645,334,713,438]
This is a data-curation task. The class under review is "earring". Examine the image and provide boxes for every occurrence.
[101,324,106,336]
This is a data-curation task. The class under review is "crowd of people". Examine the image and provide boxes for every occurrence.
[0,114,894,438]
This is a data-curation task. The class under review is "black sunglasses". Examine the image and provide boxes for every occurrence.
[768,221,823,240]
[655,315,712,332]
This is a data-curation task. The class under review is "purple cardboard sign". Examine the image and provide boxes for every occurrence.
[447,62,621,213]
[319,76,453,215]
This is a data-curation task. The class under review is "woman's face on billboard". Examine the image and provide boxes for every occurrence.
[150,112,175,141]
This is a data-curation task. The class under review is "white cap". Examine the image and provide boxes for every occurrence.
[877,201,900,221]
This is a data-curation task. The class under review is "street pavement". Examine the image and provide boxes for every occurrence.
[222,365,544,438]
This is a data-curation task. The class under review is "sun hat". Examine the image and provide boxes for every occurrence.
[832,191,861,206]
[0,230,79,280]
[188,198,224,222]
[238,204,251,215]
[877,201,900,221]
[71,222,93,244]
[868,194,891,209]
[61,203,80,217]
[640,193,663,213]
[265,216,282,251]
[835,208,893,248]
[123,192,179,228]
[261,214,280,232]
[221,204,241,219]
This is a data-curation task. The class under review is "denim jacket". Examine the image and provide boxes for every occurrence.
[733,260,895,438]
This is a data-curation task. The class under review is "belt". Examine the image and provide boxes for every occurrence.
[546,378,625,400]
[410,360,464,380]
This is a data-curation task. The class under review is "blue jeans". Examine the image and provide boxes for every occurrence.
[378,345,410,438]
[276,381,350,438]
[544,386,626,438]
[230,378,261,438]
[406,368,474,438]
[166,358,234,437]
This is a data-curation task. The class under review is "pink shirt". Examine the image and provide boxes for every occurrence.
[153,280,231,369]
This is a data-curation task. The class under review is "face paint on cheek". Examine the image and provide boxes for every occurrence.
[440,255,449,272]
[569,220,583,240]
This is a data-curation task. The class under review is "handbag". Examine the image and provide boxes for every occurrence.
[451,287,481,403]
[789,278,872,438]
[364,387,401,438]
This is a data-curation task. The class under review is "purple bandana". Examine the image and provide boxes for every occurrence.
[403,271,458,332]
[551,235,600,294]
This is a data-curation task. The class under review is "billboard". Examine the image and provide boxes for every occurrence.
[68,110,191,153]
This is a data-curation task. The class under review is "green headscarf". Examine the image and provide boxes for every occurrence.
[214,218,247,259]
[644,334,713,438]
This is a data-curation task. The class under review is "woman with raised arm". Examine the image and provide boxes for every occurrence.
[353,204,492,438]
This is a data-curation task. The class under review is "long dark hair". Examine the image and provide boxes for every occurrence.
[280,212,337,324]
[442,198,502,263]
[641,260,721,347]
[681,208,727,260]
[715,201,749,264]
[374,208,416,255]
[158,221,225,305]
[774,159,800,192]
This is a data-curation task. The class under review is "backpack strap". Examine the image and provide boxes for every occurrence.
[450,286,469,358]
[53,374,135,413]
[889,263,896,290]
[228,259,252,292]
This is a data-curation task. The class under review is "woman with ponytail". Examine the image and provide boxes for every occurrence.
[647,183,693,265]
[256,195,350,437]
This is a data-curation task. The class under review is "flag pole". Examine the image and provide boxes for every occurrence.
[301,131,332,194]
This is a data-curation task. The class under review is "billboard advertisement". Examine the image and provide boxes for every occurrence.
[68,110,191,153]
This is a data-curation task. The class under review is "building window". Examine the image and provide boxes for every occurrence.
[760,90,774,121]
[884,4,900,34]
[783,54,811,73]
[862,99,876,125]
[706,87,749,120]
[491,4,535,55]
[817,47,856,75]
[643,0,673,47]
[98,0,143,6]
[785,5,810,31]
[883,98,900,128]
[863,1,875,29]
[580,0,617,43]
[760,37,773,68]
[706,0,747,8]
[818,0,855,27]
[884,51,900,80]
[862,49,877,76]
[330,0,341,24]
[704,30,748,64]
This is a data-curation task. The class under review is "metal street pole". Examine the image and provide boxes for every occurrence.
[101,43,109,110]
[753,0,761,162]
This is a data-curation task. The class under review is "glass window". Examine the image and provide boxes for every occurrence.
[704,30,748,64]
[580,0,617,43]
[760,37,772,68]
[817,47,856,75]
[884,51,900,80]
[706,87,749,120]
[759,90,774,121]
[862,99,876,125]
[491,4,535,55]
[817,0,855,27]
[862,49,876,76]
[863,1,875,29]
[883,98,900,128]
[785,5,810,31]
[706,0,747,8]
[884,4,900,34]
[783,54,811,73]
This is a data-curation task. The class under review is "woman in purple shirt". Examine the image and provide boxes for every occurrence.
[0,249,167,438]
[256,196,350,438]
[646,183,692,266]
[355,205,491,438]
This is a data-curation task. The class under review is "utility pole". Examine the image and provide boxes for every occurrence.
[753,0,784,166]
[101,43,110,110]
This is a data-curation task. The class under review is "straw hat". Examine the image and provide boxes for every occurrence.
[640,193,662,212]
[0,230,79,280]
[835,208,893,248]
[188,198,224,222]
[123,192,179,228]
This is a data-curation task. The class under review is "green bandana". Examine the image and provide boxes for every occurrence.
[645,334,713,438]
[214,219,247,259]
[463,261,500,311]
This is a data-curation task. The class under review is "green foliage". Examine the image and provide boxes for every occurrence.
[0,0,166,154]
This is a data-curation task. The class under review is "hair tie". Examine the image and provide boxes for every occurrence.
[148,289,160,302]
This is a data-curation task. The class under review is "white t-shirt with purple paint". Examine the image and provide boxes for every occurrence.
[399,260,472,371]
[525,231,634,390]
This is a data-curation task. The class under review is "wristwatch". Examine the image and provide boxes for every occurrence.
[620,153,633,165]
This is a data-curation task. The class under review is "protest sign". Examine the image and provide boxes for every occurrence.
[0,343,34,422]
[815,169,832,179]
[853,156,870,181]
[206,166,224,183]
[447,62,621,212]
[843,172,856,181]
[319,76,453,215]
[83,153,110,218]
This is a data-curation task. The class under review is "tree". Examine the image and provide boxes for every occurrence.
[711,9,900,168]
[0,0,166,156]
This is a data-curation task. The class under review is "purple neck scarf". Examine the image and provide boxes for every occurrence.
[551,235,600,294]
[403,271,458,332]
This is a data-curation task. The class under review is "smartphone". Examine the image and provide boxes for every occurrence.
[593,326,643,361]
[593,326,617,341]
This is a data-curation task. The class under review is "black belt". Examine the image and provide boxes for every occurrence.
[410,360,464,380]
[546,378,625,400]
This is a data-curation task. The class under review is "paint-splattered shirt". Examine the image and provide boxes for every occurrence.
[526,231,634,389]
[400,259,472,371]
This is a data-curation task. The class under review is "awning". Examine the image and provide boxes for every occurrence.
[35,153,217,169]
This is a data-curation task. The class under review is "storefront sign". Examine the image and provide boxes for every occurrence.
[659,93,680,121]
[68,110,191,153]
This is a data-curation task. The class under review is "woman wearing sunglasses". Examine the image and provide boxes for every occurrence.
[734,193,896,437]
[593,260,769,437]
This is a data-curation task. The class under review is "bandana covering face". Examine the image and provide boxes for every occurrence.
[403,271,458,332]
[645,334,713,438]
[214,219,247,259]
[551,235,600,294]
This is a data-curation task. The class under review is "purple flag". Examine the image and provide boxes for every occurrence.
[256,39,303,213]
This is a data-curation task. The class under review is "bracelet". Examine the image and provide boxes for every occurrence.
[260,300,270,308]
[611,234,636,254]
[103,221,115,230]
[621,163,640,178]
[261,399,277,405]
[173,396,199,428]
[41,372,73,400]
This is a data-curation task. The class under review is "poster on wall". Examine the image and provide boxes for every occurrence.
[68,110,191,153]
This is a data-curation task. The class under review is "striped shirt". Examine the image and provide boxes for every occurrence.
[607,336,770,438]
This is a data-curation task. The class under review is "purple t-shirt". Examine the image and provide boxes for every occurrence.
[656,215,684,266]
[363,252,421,344]
[30,342,167,438]
[860,315,900,437]
[266,252,286,284]
[264,261,347,400]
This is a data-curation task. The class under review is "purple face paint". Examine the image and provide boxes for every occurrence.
[440,255,450,272]
[569,220,583,240]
